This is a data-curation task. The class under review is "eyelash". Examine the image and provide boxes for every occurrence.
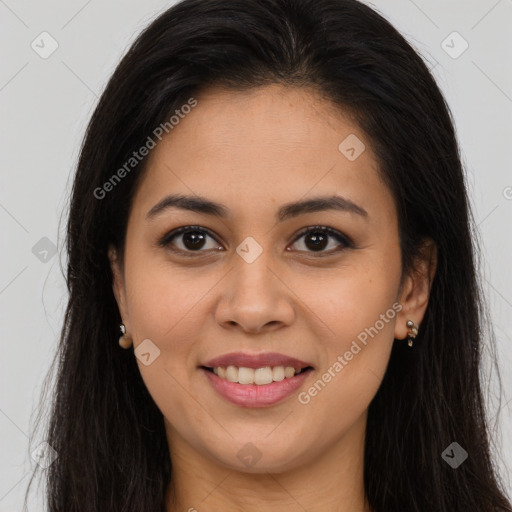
[158,225,354,258]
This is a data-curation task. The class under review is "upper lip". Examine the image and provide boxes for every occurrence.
[202,352,313,369]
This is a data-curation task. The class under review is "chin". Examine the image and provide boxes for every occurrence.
[204,437,312,474]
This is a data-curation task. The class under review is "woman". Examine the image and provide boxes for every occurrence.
[25,0,512,510]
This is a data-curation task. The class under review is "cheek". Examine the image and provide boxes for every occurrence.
[123,258,212,425]
[124,249,214,342]
[295,277,398,436]
[291,256,400,344]
[291,254,401,411]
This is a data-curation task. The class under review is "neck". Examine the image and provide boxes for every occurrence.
[165,412,372,512]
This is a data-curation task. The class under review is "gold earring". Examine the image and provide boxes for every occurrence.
[119,324,133,349]
[406,320,418,347]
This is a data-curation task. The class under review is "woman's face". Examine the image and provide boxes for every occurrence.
[110,84,430,473]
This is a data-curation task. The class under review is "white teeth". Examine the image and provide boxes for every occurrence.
[284,367,295,378]
[225,365,239,383]
[238,367,255,385]
[254,367,273,385]
[211,365,307,385]
[272,366,285,382]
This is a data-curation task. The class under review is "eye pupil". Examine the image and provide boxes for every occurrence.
[305,231,328,251]
[183,231,206,250]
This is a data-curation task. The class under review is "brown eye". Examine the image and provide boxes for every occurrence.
[289,226,352,255]
[159,226,222,255]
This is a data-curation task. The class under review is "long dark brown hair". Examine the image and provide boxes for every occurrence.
[24,0,512,510]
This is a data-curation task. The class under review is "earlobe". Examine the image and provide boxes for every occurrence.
[394,238,437,340]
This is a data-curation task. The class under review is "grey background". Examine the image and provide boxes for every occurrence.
[1,0,511,509]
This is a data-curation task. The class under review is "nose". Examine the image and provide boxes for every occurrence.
[214,249,295,334]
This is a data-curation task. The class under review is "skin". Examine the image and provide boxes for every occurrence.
[109,84,436,512]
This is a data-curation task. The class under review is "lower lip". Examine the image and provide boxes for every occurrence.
[201,367,312,408]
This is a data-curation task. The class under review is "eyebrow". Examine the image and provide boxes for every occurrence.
[146,193,369,222]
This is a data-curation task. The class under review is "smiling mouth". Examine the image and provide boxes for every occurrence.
[201,365,314,385]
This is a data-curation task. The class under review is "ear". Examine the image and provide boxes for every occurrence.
[394,237,437,340]
[108,244,130,328]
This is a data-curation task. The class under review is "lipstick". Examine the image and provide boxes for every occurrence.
[200,351,314,407]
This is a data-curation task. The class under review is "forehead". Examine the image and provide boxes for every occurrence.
[130,84,393,225]
[151,84,365,162]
